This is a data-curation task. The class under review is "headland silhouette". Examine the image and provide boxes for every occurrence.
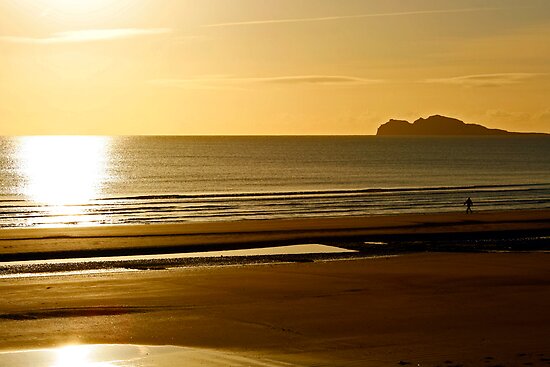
[377,115,549,136]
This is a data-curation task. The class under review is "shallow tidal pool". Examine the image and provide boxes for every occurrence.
[0,344,295,366]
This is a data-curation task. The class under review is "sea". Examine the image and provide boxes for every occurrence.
[0,136,549,228]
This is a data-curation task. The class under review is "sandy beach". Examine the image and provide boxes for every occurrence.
[2,0,550,364]
[1,210,550,365]
[1,209,550,261]
[0,252,549,366]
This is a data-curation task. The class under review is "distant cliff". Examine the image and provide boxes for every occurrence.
[376,115,547,136]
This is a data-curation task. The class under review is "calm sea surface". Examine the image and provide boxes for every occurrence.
[1,136,549,228]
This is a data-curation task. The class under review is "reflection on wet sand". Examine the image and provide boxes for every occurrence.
[0,244,357,279]
[0,344,296,367]
[6,243,355,266]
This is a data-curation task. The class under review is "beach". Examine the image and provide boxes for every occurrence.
[1,252,549,366]
[1,210,550,261]
[0,210,550,365]
[2,1,550,364]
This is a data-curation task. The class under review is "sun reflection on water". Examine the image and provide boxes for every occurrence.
[17,136,110,225]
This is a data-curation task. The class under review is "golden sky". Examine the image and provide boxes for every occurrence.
[1,0,549,135]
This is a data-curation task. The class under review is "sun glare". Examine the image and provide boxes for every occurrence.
[53,345,116,367]
[33,0,114,14]
[17,0,141,21]
[16,136,109,224]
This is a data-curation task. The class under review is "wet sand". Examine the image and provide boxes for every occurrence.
[1,209,550,261]
[1,210,549,365]
[1,253,550,366]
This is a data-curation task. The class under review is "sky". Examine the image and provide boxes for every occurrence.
[0,0,549,135]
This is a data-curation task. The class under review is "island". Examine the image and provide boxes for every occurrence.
[376,115,548,136]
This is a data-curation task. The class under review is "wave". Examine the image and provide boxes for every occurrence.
[1,183,549,204]
[1,182,549,228]
[71,183,550,202]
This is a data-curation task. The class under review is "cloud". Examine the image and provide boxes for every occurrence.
[536,110,550,124]
[204,7,500,28]
[484,109,530,122]
[0,28,171,44]
[424,73,540,87]
[242,75,381,85]
[149,75,381,89]
[482,109,550,132]
[149,79,244,91]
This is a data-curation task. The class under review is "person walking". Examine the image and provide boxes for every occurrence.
[464,197,473,214]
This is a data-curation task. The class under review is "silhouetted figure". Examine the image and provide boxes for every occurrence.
[464,197,473,214]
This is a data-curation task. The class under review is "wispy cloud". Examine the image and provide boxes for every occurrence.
[424,73,540,87]
[149,77,244,91]
[0,28,171,44]
[149,75,382,89]
[243,75,381,85]
[204,7,500,28]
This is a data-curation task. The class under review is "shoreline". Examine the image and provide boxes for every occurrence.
[1,209,550,262]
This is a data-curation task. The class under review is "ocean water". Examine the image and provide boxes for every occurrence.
[0,136,549,228]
